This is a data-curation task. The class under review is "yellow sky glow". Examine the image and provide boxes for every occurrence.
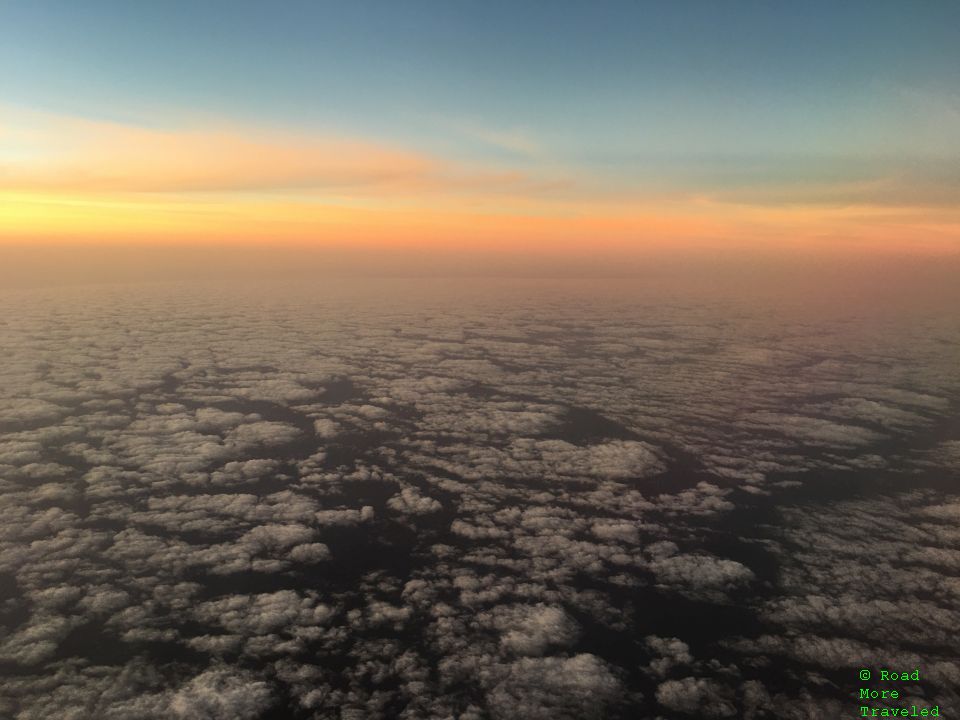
[2,107,958,256]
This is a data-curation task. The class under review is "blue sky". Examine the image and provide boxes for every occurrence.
[4,0,958,159]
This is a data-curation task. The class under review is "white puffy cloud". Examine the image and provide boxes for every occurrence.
[645,635,694,676]
[193,590,334,637]
[487,603,579,656]
[656,676,736,717]
[312,418,340,438]
[649,554,755,596]
[743,412,885,447]
[0,398,68,425]
[170,667,274,720]
[387,486,443,515]
[0,613,79,666]
[416,438,663,483]
[485,654,623,720]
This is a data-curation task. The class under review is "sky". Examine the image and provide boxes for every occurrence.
[2,0,960,268]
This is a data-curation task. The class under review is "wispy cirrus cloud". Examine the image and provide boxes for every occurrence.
[1,108,436,194]
[0,106,558,197]
[3,106,960,255]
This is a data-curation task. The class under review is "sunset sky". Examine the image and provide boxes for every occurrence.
[2,0,960,262]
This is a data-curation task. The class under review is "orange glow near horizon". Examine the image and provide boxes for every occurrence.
[2,107,959,257]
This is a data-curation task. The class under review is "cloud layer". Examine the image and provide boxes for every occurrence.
[0,279,958,718]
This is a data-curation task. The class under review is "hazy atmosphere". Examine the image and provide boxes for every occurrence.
[2,2,959,719]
